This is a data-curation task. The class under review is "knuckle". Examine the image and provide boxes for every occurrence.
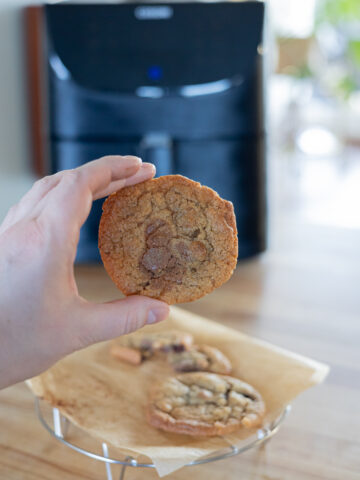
[60,169,79,183]
[25,218,46,247]
[2,203,20,227]
[8,203,19,216]
[74,332,96,351]
[122,308,147,334]
[34,175,52,189]
[73,326,98,351]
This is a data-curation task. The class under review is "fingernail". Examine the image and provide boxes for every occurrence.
[147,307,168,324]
[130,156,142,164]
[123,155,142,163]
[142,162,155,170]
[124,157,142,175]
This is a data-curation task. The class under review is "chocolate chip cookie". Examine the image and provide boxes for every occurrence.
[99,175,238,304]
[110,330,194,365]
[147,372,265,436]
[168,345,232,374]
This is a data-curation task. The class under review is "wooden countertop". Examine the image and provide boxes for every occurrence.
[1,218,359,479]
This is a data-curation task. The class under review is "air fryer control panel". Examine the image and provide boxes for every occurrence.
[46,3,264,91]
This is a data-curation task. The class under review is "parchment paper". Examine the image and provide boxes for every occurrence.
[28,307,329,477]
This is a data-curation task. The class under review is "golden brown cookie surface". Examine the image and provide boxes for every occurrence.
[147,372,265,436]
[99,175,238,304]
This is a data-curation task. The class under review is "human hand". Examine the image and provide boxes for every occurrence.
[0,156,169,389]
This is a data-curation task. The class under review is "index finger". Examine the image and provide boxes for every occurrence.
[77,155,142,198]
[40,155,143,230]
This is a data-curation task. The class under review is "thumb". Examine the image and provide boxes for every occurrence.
[74,296,170,348]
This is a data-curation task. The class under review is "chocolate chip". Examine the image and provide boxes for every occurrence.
[172,344,185,353]
[176,240,207,262]
[176,241,192,261]
[147,231,171,248]
[146,219,166,236]
[142,216,207,291]
[146,220,173,248]
[142,247,171,273]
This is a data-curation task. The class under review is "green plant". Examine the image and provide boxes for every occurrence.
[317,0,360,24]
[316,0,360,98]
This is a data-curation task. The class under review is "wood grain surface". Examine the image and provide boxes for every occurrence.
[1,219,359,479]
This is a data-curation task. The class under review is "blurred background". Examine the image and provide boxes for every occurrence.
[0,0,359,258]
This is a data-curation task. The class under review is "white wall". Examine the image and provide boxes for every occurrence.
[0,0,114,223]
[0,0,39,222]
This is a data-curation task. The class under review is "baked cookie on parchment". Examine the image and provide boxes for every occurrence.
[168,344,232,374]
[147,372,265,436]
[110,330,194,365]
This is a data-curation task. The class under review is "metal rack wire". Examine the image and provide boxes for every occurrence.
[35,397,291,480]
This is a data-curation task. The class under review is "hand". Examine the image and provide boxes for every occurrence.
[0,156,169,389]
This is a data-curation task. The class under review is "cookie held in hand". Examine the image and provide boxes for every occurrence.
[99,175,238,304]
[147,372,265,436]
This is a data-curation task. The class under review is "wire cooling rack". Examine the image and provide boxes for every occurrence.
[35,397,291,480]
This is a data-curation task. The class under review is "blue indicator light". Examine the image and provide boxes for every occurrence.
[147,65,163,81]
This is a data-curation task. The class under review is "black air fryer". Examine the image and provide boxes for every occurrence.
[25,1,266,262]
